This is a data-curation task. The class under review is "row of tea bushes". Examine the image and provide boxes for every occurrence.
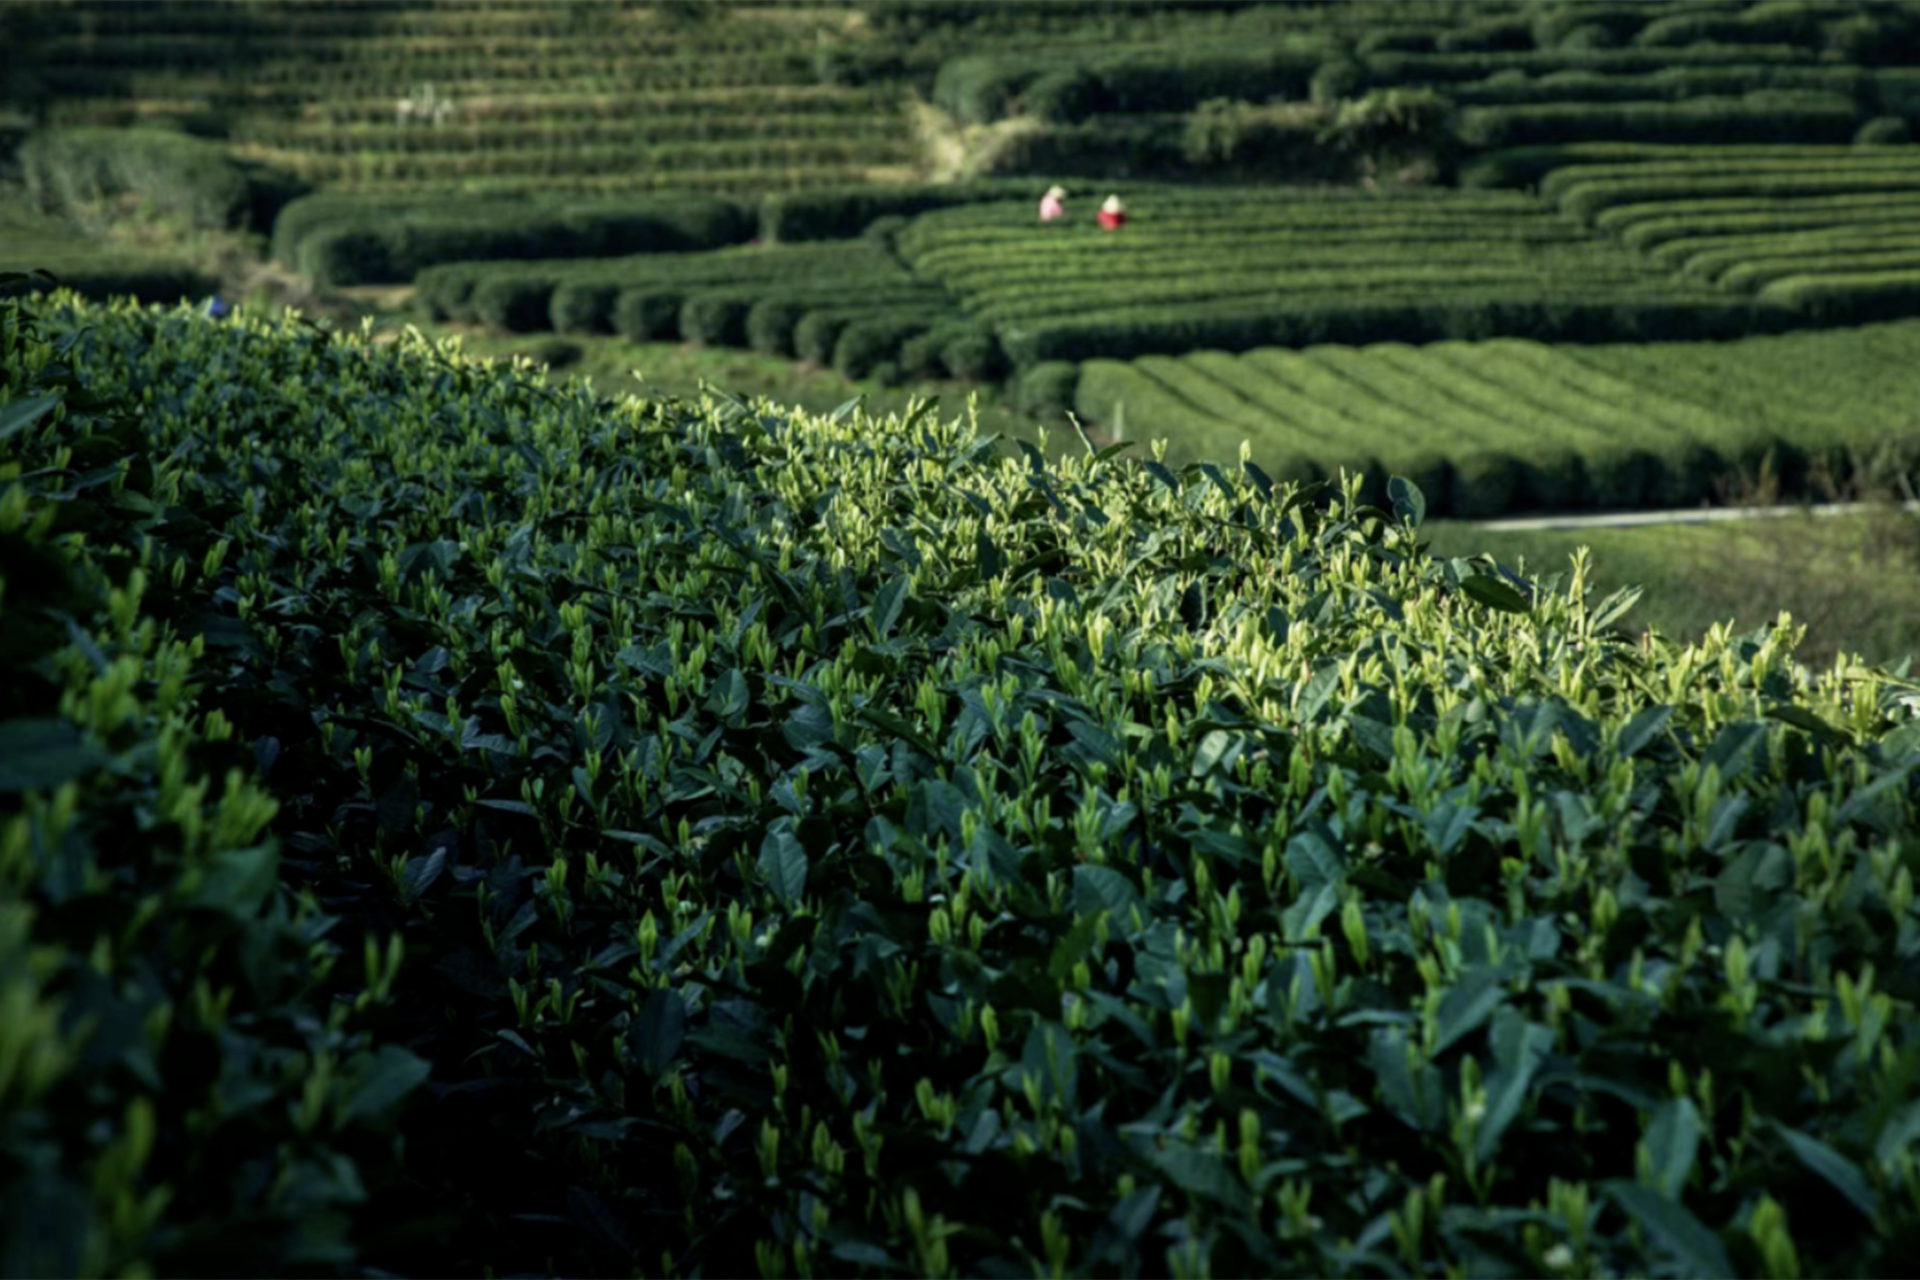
[17,127,301,231]
[1536,146,1920,322]
[1071,319,1920,516]
[413,242,993,382]
[13,0,913,197]
[4,291,1918,1277]
[269,191,754,288]
[894,186,1789,365]
[1452,90,1862,148]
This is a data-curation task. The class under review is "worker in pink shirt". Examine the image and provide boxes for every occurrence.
[1098,194,1127,231]
[1038,185,1067,222]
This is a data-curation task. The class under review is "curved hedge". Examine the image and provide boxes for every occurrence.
[271,192,753,287]
[19,127,258,228]
[6,293,1920,1278]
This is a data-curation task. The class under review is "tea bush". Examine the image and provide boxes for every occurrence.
[5,292,1920,1278]
[270,192,753,287]
[0,290,427,1277]
[18,127,259,229]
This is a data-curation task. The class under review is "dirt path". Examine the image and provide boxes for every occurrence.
[1476,500,1920,532]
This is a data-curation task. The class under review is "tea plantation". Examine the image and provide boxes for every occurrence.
[4,289,1920,1277]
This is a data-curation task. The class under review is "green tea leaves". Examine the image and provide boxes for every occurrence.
[1604,1182,1735,1279]
[1388,475,1427,527]
[758,819,809,908]
[1776,1126,1879,1219]
[0,392,60,444]
[0,718,106,792]
[1461,572,1530,613]
[632,989,688,1078]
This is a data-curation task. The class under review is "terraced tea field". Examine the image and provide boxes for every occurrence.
[898,185,1792,365]
[16,0,918,194]
[1533,146,1920,319]
[1074,320,1920,515]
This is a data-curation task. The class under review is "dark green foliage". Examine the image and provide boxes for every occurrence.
[272,192,752,287]
[549,280,621,335]
[470,273,564,333]
[6,294,1919,1280]
[0,262,218,306]
[1857,116,1915,146]
[18,127,257,228]
[999,293,1793,366]
[897,329,945,380]
[832,315,936,379]
[933,44,1328,125]
[680,290,757,347]
[938,323,1007,380]
[1455,91,1862,150]
[1012,359,1080,419]
[0,294,427,1279]
[793,308,859,365]
[614,287,684,341]
[759,180,1039,242]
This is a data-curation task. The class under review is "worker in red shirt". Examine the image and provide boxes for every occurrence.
[1097,194,1127,231]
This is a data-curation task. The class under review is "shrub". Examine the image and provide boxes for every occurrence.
[549,280,622,334]
[1013,359,1080,419]
[1454,92,1860,150]
[680,291,756,347]
[939,324,1007,381]
[833,316,934,380]
[1310,58,1366,104]
[1856,116,1914,147]
[8,292,1920,1280]
[613,288,684,341]
[470,274,564,333]
[758,181,1037,242]
[745,297,814,357]
[273,193,753,287]
[18,127,254,228]
[793,309,857,365]
[0,295,427,1278]
[898,330,946,380]
[862,213,912,252]
[932,45,1326,125]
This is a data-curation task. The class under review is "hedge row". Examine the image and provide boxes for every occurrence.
[932,43,1328,125]
[758,179,1044,242]
[1444,64,1872,107]
[1759,268,1920,321]
[415,243,869,330]
[17,127,288,229]
[1459,140,1913,188]
[270,192,753,287]
[413,243,1002,381]
[1070,320,1920,515]
[1000,292,1798,366]
[1453,91,1863,149]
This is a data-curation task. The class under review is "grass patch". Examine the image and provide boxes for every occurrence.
[1428,508,1920,668]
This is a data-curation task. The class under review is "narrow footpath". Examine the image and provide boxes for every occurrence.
[1477,500,1920,532]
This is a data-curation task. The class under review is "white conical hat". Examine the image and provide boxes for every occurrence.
[1044,185,1067,200]
[1102,194,1124,213]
